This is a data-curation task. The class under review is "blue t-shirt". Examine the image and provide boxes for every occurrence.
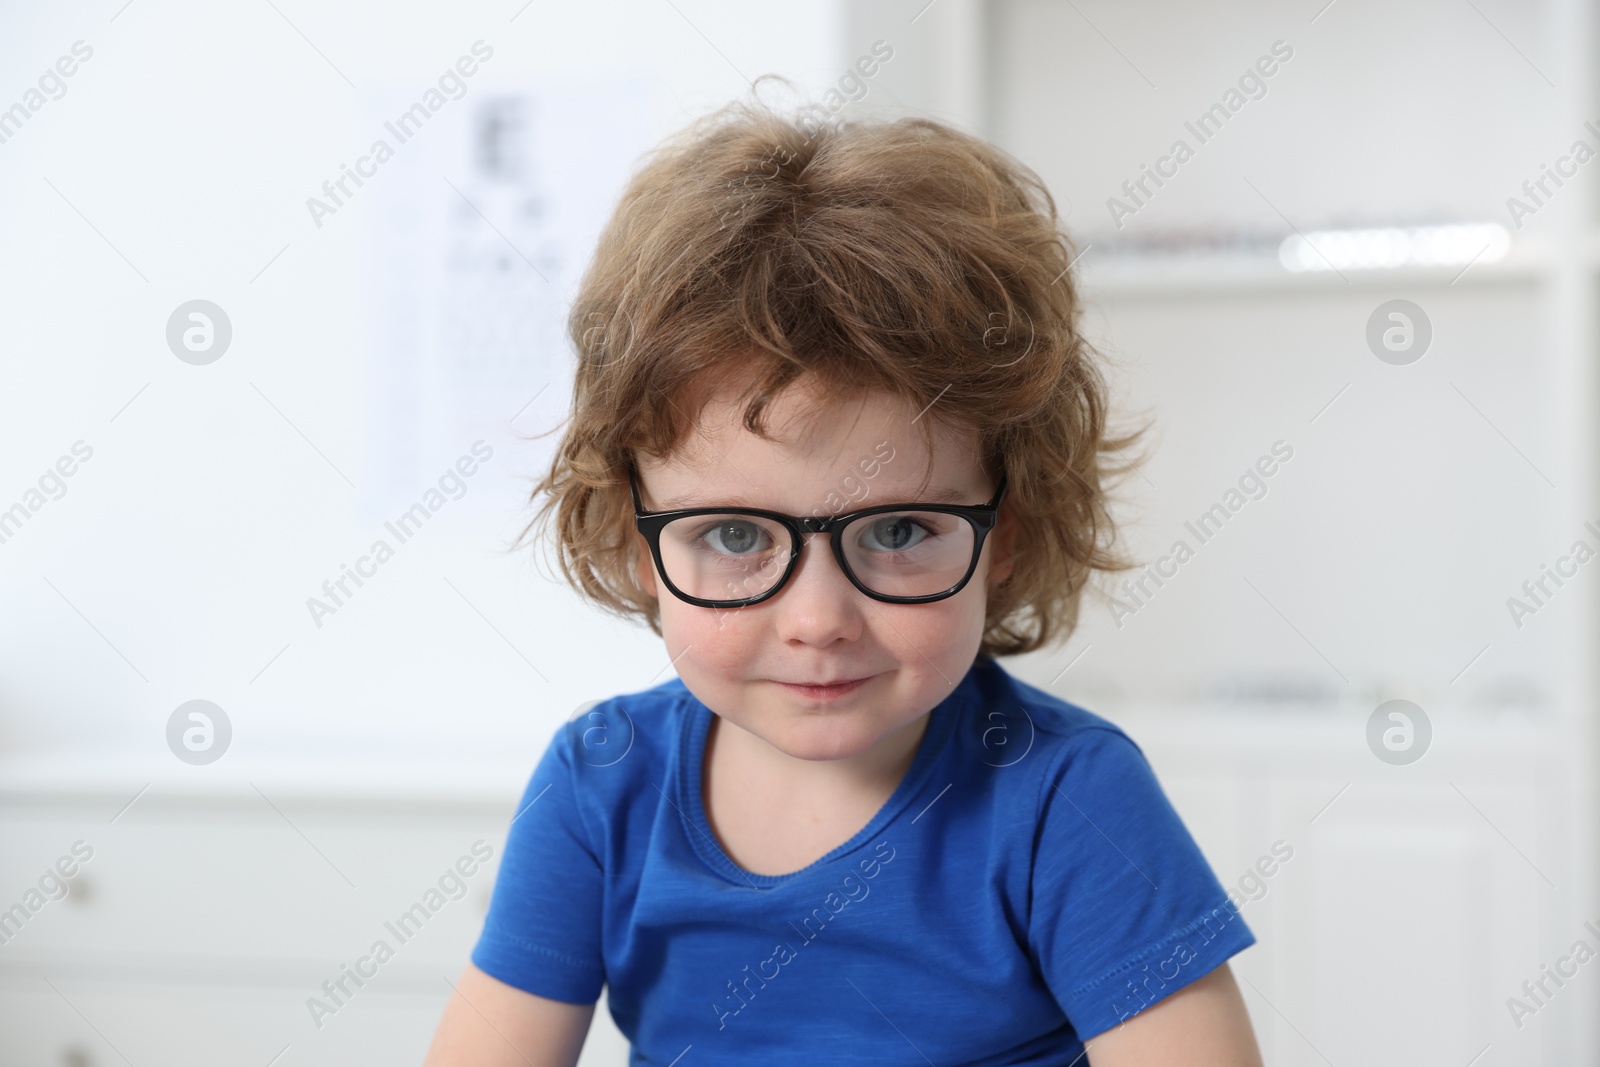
[471,656,1254,1064]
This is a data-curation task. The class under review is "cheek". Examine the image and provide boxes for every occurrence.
[874,593,986,660]
[659,599,759,672]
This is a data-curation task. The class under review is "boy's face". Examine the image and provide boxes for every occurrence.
[631,375,1016,765]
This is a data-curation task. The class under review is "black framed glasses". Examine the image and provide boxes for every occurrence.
[630,466,1007,608]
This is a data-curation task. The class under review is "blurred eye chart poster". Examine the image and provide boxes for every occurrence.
[356,77,653,529]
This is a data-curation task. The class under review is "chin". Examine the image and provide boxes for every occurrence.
[756,711,884,762]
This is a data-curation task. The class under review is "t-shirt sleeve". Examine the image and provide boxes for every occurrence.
[1028,726,1255,1040]
[470,720,606,1004]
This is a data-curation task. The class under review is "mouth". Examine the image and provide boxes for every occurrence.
[772,675,876,701]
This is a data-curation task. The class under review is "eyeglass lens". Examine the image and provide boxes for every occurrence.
[656,510,978,603]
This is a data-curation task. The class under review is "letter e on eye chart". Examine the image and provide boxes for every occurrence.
[359,77,657,526]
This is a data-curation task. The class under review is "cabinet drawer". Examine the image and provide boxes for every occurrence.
[0,974,632,1067]
[0,975,454,1066]
[0,801,509,970]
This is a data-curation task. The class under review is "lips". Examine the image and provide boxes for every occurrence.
[772,675,876,700]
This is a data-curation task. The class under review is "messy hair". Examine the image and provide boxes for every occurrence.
[515,78,1147,658]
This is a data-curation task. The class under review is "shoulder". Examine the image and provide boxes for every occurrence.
[965,663,1215,895]
[962,657,1151,798]
[547,675,695,799]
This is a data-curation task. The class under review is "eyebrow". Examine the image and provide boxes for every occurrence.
[655,485,976,510]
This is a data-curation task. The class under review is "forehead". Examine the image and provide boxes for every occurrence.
[636,376,987,505]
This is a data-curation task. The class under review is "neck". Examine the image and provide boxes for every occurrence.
[709,708,932,797]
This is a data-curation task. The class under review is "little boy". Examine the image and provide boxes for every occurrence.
[425,86,1263,1066]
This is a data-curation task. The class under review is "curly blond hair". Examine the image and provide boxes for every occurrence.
[515,79,1147,658]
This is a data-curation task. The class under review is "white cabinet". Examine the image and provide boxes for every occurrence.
[0,764,634,1067]
[1123,707,1581,1067]
[0,981,451,1067]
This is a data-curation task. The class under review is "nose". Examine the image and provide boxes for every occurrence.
[772,532,865,645]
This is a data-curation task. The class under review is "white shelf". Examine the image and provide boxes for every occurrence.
[0,741,540,809]
[1076,237,1562,298]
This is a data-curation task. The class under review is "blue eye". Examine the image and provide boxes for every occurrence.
[696,520,772,556]
[858,515,932,553]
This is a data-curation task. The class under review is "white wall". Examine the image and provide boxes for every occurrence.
[0,0,844,756]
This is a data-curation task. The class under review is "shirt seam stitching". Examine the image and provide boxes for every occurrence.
[1063,901,1251,1002]
[478,926,604,977]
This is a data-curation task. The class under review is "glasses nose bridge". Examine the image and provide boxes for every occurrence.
[794,514,837,535]
[778,518,854,600]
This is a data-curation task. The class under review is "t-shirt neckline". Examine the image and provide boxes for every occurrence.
[677,665,982,888]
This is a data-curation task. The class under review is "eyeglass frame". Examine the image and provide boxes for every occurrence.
[628,464,1008,608]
